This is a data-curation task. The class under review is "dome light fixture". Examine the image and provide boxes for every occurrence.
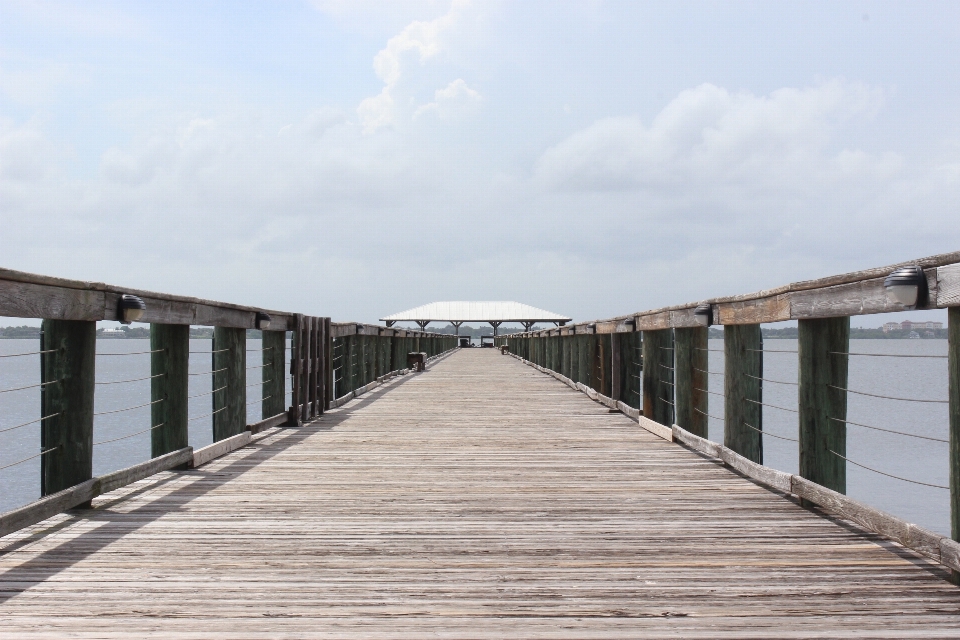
[694,304,713,327]
[883,265,928,310]
[117,295,146,325]
[255,312,271,331]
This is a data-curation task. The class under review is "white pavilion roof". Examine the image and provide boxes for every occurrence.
[381,301,570,323]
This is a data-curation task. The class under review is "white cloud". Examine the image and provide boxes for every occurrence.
[536,80,885,191]
[357,1,477,133]
[414,78,481,119]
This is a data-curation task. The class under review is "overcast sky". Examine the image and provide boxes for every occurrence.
[2,1,958,327]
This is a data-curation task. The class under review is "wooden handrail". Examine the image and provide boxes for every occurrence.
[517,251,960,335]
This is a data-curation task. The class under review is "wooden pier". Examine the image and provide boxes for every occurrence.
[3,349,960,637]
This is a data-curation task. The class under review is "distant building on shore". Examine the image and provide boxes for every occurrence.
[882,320,943,333]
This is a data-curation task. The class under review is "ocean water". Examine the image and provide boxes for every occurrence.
[0,337,952,536]
[0,338,292,513]
[704,338,949,535]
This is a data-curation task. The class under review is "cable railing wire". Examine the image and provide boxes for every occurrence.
[0,412,60,434]
[748,348,796,354]
[189,406,227,421]
[0,446,59,472]
[0,379,60,395]
[745,373,798,386]
[189,367,228,377]
[828,416,948,443]
[0,348,57,359]
[188,385,227,400]
[743,420,797,442]
[96,373,165,386]
[693,407,724,421]
[831,351,947,359]
[247,379,272,388]
[694,367,724,376]
[829,449,948,490]
[189,348,230,354]
[694,387,725,397]
[97,349,166,356]
[658,396,675,406]
[745,398,798,413]
[94,398,164,416]
[827,385,947,404]
[93,423,166,446]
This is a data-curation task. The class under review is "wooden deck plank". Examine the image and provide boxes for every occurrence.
[1,349,959,637]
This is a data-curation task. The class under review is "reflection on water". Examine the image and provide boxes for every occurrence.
[0,336,953,535]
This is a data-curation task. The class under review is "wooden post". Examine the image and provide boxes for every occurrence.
[213,326,245,442]
[308,317,318,419]
[262,329,286,419]
[40,319,96,497]
[576,334,588,384]
[674,327,708,438]
[299,317,313,423]
[724,324,762,463]
[346,334,356,393]
[610,333,622,401]
[322,318,331,412]
[288,315,303,426]
[598,335,610,395]
[150,324,189,457]
[948,309,960,583]
[642,329,674,426]
[798,317,849,495]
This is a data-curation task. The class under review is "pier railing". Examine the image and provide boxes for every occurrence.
[497,250,960,575]
[0,266,456,536]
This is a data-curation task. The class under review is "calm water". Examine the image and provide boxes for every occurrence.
[0,337,951,535]
[0,338,293,513]
[703,338,949,535]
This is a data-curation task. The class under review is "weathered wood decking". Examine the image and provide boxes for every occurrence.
[2,349,959,637]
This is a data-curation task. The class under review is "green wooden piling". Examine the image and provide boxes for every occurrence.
[724,324,762,463]
[213,327,246,441]
[321,318,331,411]
[675,327,708,438]
[262,329,286,419]
[642,329,674,425]
[40,319,96,497]
[150,324,189,457]
[610,333,622,401]
[798,316,849,495]
[948,307,959,545]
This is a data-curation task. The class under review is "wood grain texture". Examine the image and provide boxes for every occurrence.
[212,327,246,442]
[642,329,673,426]
[717,294,791,325]
[191,432,251,468]
[938,263,960,308]
[1,350,959,637]
[40,320,96,496]
[798,317,849,494]
[261,330,286,420]
[151,324,189,457]
[674,327,707,437]
[724,324,763,463]
[951,306,960,542]
[0,280,105,321]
